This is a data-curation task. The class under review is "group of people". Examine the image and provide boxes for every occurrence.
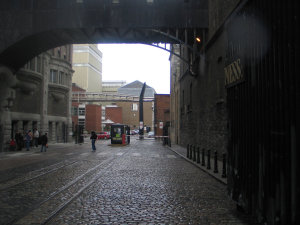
[11,128,48,152]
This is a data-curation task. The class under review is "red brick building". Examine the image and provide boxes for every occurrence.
[85,104,102,133]
[154,94,170,137]
[105,106,122,124]
[72,84,102,133]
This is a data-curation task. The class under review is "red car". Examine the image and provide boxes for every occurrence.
[97,132,110,139]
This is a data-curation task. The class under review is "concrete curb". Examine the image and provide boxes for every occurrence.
[166,144,227,185]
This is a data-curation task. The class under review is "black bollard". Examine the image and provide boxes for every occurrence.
[189,145,193,159]
[196,147,200,163]
[214,151,218,173]
[187,144,190,158]
[193,145,196,161]
[222,153,227,178]
[207,149,211,169]
[201,148,205,166]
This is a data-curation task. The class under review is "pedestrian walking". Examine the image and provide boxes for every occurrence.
[25,130,32,151]
[33,128,39,148]
[40,133,48,152]
[90,131,97,151]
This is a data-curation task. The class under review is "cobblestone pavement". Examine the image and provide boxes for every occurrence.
[0,138,257,224]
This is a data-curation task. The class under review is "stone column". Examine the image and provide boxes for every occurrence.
[27,121,33,132]
[56,122,62,143]
[40,53,50,135]
[16,120,23,132]
[0,66,16,151]
[51,122,56,143]
[66,68,74,143]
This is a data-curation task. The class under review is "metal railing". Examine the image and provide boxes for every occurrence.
[72,92,154,102]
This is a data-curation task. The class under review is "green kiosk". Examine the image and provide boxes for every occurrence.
[110,124,130,144]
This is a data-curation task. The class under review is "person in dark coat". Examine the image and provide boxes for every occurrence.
[90,131,97,152]
[25,130,32,151]
[40,133,48,152]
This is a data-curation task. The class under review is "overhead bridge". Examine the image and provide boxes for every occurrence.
[72,92,154,103]
[0,0,208,72]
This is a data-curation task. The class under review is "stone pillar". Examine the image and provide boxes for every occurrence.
[0,110,12,151]
[0,66,16,151]
[67,70,73,143]
[51,122,56,143]
[27,121,33,132]
[16,120,23,132]
[56,122,62,143]
[40,54,50,135]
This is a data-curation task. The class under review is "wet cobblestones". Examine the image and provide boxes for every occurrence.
[0,139,256,224]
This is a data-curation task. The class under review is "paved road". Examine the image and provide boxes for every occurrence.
[0,138,256,224]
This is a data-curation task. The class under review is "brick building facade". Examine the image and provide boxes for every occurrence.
[154,94,170,137]
[116,101,154,132]
[85,104,102,133]
[105,106,122,124]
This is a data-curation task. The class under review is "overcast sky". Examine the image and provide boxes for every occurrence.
[97,44,171,94]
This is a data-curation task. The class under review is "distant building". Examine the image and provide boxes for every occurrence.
[118,80,156,97]
[71,80,156,134]
[5,45,74,149]
[116,101,153,132]
[102,80,127,94]
[103,105,123,131]
[85,104,102,133]
[117,80,156,132]
[72,44,102,92]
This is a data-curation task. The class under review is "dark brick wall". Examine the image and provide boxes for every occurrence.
[176,0,238,156]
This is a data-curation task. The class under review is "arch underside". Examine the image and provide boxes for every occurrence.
[0,27,204,72]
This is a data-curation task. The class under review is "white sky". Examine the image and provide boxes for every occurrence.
[97,44,171,94]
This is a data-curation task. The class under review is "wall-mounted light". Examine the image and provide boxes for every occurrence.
[195,37,201,43]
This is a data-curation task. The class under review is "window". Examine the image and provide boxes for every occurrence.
[49,69,57,83]
[132,103,138,111]
[72,107,78,116]
[58,71,64,84]
[78,108,85,116]
[78,119,85,126]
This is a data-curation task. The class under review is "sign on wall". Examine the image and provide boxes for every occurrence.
[224,58,244,87]
[159,122,163,129]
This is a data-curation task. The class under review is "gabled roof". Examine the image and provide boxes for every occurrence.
[120,80,151,89]
[118,80,156,98]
